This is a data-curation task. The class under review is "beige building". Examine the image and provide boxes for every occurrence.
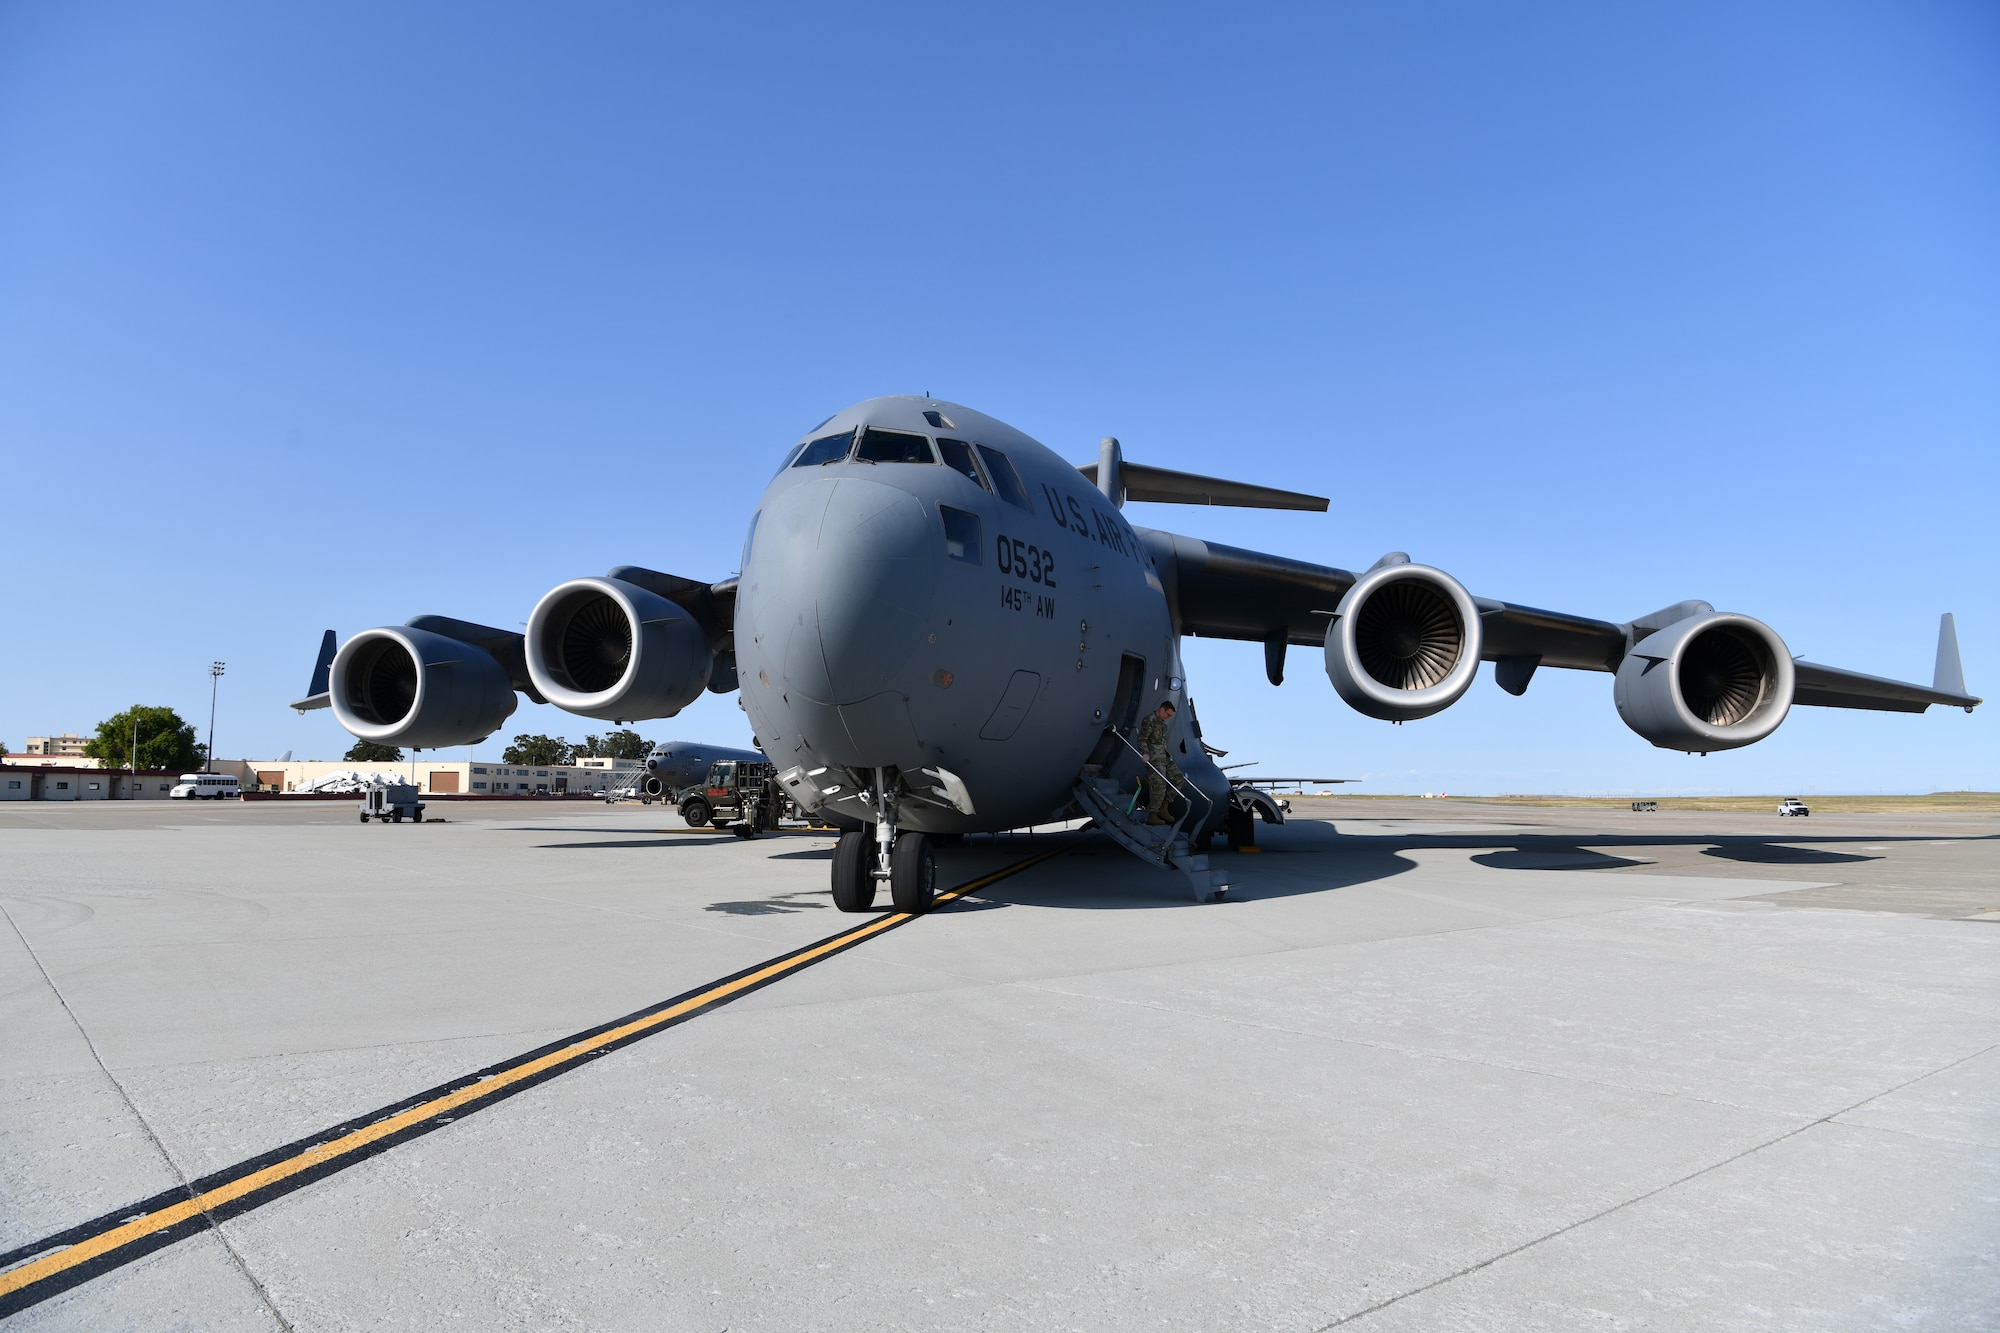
[234,757,647,796]
[22,733,92,757]
[0,767,179,800]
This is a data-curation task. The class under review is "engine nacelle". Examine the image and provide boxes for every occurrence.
[1324,562,1484,721]
[329,627,518,749]
[526,577,712,722]
[1614,612,1794,752]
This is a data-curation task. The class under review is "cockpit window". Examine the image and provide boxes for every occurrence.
[937,438,989,491]
[975,444,1032,510]
[855,428,936,464]
[791,429,853,468]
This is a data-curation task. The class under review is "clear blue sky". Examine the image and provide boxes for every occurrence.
[3,2,1994,794]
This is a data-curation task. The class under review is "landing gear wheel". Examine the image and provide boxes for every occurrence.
[680,797,711,828]
[890,832,936,914]
[830,830,875,912]
[731,823,756,839]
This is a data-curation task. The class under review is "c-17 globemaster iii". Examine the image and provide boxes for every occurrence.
[296,396,1980,910]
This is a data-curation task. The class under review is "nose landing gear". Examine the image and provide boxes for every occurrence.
[889,832,935,914]
[828,768,937,914]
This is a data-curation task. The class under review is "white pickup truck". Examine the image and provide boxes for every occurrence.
[1777,798,1811,817]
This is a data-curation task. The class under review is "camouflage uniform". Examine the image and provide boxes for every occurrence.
[1136,710,1184,824]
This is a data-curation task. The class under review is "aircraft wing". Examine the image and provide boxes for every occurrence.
[1139,529,1625,680]
[1140,528,1979,711]
[1791,660,1978,713]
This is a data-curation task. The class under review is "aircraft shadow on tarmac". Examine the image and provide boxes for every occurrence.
[531,835,745,849]
[957,823,1995,910]
[488,821,1987,911]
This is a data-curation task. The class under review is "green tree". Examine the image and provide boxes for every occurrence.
[579,729,651,760]
[85,706,204,773]
[502,734,574,766]
[344,740,405,762]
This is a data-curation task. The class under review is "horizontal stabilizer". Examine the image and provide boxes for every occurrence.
[290,692,330,712]
[1078,461,1328,512]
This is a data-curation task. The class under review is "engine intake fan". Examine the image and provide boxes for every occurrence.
[1324,562,1484,721]
[329,626,518,749]
[1614,612,1793,752]
[526,577,712,721]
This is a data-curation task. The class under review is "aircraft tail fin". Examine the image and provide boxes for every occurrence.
[1935,613,1967,696]
[1077,458,1328,512]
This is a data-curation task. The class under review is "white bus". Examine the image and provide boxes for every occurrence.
[170,773,240,800]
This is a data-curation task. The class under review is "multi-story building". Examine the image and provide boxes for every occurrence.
[22,734,91,756]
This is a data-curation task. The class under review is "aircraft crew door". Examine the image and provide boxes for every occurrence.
[1086,653,1148,769]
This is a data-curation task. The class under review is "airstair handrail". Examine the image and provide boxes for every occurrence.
[1101,727,1215,850]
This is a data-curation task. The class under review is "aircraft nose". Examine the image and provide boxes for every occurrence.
[750,475,936,704]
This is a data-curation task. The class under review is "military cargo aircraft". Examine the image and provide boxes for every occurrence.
[640,740,765,801]
[296,396,1980,911]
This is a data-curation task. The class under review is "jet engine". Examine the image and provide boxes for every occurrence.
[1614,612,1794,752]
[525,577,712,721]
[329,626,518,749]
[1324,561,1484,721]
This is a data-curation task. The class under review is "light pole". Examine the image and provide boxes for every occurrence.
[130,708,139,800]
[207,662,225,774]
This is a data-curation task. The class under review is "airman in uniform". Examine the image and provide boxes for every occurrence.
[1136,700,1184,825]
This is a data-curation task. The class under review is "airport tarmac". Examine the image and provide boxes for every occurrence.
[1,797,1994,1330]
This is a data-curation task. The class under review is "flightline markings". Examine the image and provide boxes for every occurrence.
[0,844,1068,1318]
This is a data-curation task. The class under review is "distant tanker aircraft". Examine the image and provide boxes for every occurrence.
[297,397,1979,909]
[640,739,764,799]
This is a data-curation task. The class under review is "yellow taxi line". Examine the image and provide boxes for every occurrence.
[0,844,1065,1304]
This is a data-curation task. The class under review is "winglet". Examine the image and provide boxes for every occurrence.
[1935,613,1967,696]
[291,630,336,712]
[308,629,335,696]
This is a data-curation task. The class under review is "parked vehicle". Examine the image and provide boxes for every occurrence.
[170,773,240,800]
[1631,800,1659,812]
[602,785,642,804]
[359,783,425,823]
[685,759,780,837]
[1777,798,1811,817]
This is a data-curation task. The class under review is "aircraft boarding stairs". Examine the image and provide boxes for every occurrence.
[1073,756,1231,903]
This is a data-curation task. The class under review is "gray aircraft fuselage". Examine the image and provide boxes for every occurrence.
[737,396,1229,835]
[644,740,765,793]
